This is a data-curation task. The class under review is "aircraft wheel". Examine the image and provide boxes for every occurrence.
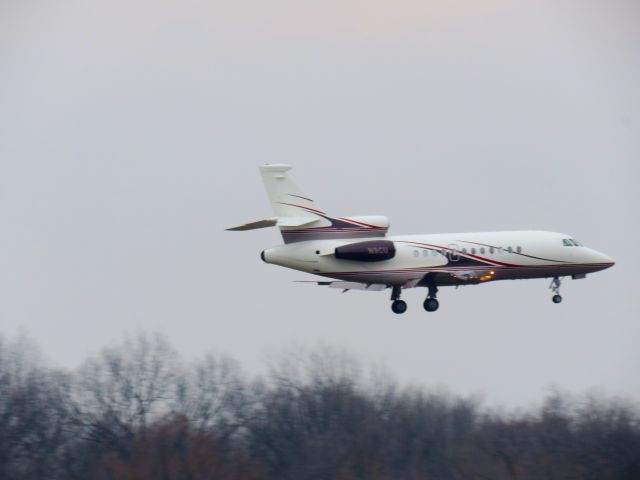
[391,300,407,314]
[423,297,439,312]
[552,294,562,304]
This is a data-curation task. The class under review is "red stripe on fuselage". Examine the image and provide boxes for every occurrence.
[277,203,385,230]
[337,217,385,229]
[322,262,613,276]
[283,228,388,233]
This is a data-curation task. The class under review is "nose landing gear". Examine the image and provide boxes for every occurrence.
[550,277,563,304]
[390,285,407,314]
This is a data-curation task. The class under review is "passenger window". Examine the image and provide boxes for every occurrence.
[490,247,495,254]
[423,250,429,257]
[516,246,522,253]
[461,248,467,254]
[480,247,485,254]
[471,248,476,255]
[507,246,513,253]
[413,250,419,257]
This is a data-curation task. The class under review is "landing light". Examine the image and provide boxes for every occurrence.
[490,270,495,275]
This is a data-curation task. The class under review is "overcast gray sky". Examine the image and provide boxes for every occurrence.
[1,0,638,405]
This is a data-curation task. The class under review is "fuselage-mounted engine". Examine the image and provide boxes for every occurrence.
[334,240,396,262]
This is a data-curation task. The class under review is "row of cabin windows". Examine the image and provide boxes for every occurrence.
[413,246,522,257]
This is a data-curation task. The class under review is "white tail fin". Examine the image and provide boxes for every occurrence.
[226,164,323,234]
[259,164,322,219]
[227,165,389,243]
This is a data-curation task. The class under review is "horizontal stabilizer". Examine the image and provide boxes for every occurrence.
[226,216,320,231]
[226,218,277,231]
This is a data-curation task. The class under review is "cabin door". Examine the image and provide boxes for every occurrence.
[448,243,460,262]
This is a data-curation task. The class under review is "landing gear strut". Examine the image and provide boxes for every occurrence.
[550,277,563,304]
[423,283,439,312]
[390,285,407,314]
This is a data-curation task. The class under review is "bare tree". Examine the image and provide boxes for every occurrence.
[173,353,247,439]
[72,333,180,461]
[87,414,267,480]
[0,334,73,480]
[1,333,639,480]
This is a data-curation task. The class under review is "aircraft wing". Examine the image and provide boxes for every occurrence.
[299,279,421,291]
[310,281,388,292]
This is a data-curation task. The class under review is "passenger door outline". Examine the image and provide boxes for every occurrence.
[448,243,459,262]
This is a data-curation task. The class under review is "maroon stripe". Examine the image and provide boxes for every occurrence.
[284,228,389,233]
[277,203,386,230]
[287,193,314,202]
[278,202,327,215]
[323,262,613,276]
[338,217,385,229]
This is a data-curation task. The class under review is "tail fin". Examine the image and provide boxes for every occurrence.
[227,164,389,243]
[226,164,324,234]
[259,164,324,220]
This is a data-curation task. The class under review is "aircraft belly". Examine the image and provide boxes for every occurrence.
[490,264,607,280]
[432,264,607,286]
[321,263,607,287]
[321,272,424,286]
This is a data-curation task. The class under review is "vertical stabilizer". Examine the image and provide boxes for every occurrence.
[259,164,322,220]
[226,165,389,243]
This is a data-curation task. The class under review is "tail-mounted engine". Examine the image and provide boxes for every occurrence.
[334,240,396,262]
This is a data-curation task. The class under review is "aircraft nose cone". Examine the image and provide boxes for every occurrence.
[593,250,615,269]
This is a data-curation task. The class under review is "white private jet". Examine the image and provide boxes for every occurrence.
[228,164,615,314]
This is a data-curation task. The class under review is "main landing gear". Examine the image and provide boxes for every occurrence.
[550,277,563,304]
[390,285,407,314]
[391,300,407,314]
[423,283,439,312]
[389,283,440,314]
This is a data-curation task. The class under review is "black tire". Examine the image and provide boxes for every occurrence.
[552,294,563,304]
[423,297,440,312]
[391,300,407,314]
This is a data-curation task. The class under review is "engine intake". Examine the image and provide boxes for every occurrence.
[334,240,396,262]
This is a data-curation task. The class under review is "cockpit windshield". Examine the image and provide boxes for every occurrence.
[562,238,582,247]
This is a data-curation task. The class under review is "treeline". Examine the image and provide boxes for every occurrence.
[1,334,639,480]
